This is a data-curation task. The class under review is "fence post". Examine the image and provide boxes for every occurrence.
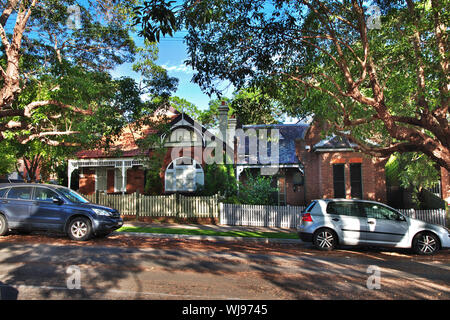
[219,202,223,225]
[135,190,140,222]
[446,205,450,228]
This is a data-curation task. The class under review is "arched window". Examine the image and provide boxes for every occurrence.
[165,157,204,192]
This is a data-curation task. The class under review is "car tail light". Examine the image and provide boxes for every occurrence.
[302,213,313,222]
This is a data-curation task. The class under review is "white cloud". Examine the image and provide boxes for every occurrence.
[161,63,194,74]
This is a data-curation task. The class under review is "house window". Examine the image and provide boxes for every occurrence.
[115,168,124,192]
[333,164,346,198]
[165,157,204,192]
[96,168,107,192]
[350,163,362,199]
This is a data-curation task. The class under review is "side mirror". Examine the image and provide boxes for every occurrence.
[53,197,64,205]
[397,215,406,222]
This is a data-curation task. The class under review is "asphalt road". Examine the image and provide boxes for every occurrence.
[0,233,449,300]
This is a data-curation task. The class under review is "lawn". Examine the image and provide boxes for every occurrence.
[117,226,299,239]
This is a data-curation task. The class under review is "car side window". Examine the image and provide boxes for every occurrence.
[362,203,400,220]
[33,187,59,202]
[7,187,33,200]
[326,202,363,217]
[0,188,9,198]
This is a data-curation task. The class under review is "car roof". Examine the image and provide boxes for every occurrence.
[0,183,64,189]
[314,198,387,205]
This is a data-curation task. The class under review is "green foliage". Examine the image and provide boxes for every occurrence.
[236,173,278,205]
[133,0,450,170]
[0,143,16,176]
[198,163,237,199]
[387,153,440,206]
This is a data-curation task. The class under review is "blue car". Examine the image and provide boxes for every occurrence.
[0,183,123,241]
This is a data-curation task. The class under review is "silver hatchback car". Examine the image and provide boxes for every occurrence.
[297,199,450,255]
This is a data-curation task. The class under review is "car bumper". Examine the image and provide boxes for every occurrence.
[93,217,123,233]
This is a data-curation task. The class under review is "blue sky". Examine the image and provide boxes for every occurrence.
[111,31,235,111]
[111,31,299,123]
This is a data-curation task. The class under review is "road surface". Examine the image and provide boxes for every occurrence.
[0,233,449,300]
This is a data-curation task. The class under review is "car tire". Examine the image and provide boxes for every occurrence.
[412,232,440,255]
[0,214,8,236]
[313,228,338,251]
[67,217,92,241]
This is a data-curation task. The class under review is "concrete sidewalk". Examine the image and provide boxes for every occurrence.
[117,221,303,244]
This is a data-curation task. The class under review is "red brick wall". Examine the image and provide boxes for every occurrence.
[127,167,145,194]
[284,169,305,206]
[314,152,387,203]
[79,168,95,195]
[295,120,387,205]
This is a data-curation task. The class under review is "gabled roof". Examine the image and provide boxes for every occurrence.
[75,107,233,159]
[313,135,358,151]
[241,123,309,165]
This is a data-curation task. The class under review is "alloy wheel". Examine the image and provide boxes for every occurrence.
[71,220,88,239]
[417,234,437,254]
[316,231,335,249]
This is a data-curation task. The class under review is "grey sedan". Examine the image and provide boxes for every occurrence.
[297,199,450,255]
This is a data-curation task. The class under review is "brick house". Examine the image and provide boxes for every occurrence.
[236,121,387,206]
[68,107,233,195]
[68,103,449,207]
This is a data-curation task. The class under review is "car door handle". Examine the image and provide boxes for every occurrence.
[368,221,375,224]
[332,218,340,222]
[1,200,8,204]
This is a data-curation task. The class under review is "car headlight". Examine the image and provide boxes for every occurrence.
[92,208,112,217]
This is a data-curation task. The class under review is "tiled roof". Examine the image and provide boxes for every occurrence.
[76,107,178,159]
[241,123,309,165]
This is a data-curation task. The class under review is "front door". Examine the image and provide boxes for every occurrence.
[360,202,409,245]
[107,169,115,193]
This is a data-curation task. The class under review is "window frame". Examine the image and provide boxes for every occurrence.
[350,163,363,199]
[332,164,346,198]
[6,186,34,201]
[33,186,60,203]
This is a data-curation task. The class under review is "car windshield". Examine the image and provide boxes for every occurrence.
[57,188,90,204]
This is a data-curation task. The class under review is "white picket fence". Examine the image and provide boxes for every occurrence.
[220,203,305,228]
[82,192,448,228]
[84,192,219,218]
[397,209,447,227]
[221,204,448,228]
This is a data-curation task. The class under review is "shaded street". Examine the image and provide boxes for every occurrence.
[0,233,449,300]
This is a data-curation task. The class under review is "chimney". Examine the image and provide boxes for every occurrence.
[227,115,237,151]
[218,100,229,142]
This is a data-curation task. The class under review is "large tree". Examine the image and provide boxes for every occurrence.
[134,0,450,171]
[0,0,137,145]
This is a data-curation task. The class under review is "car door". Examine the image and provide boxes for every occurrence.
[2,186,34,229]
[29,187,65,231]
[360,202,409,245]
[326,201,368,244]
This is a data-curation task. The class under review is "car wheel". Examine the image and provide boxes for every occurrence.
[67,217,92,241]
[0,214,8,236]
[313,228,337,251]
[413,232,440,255]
